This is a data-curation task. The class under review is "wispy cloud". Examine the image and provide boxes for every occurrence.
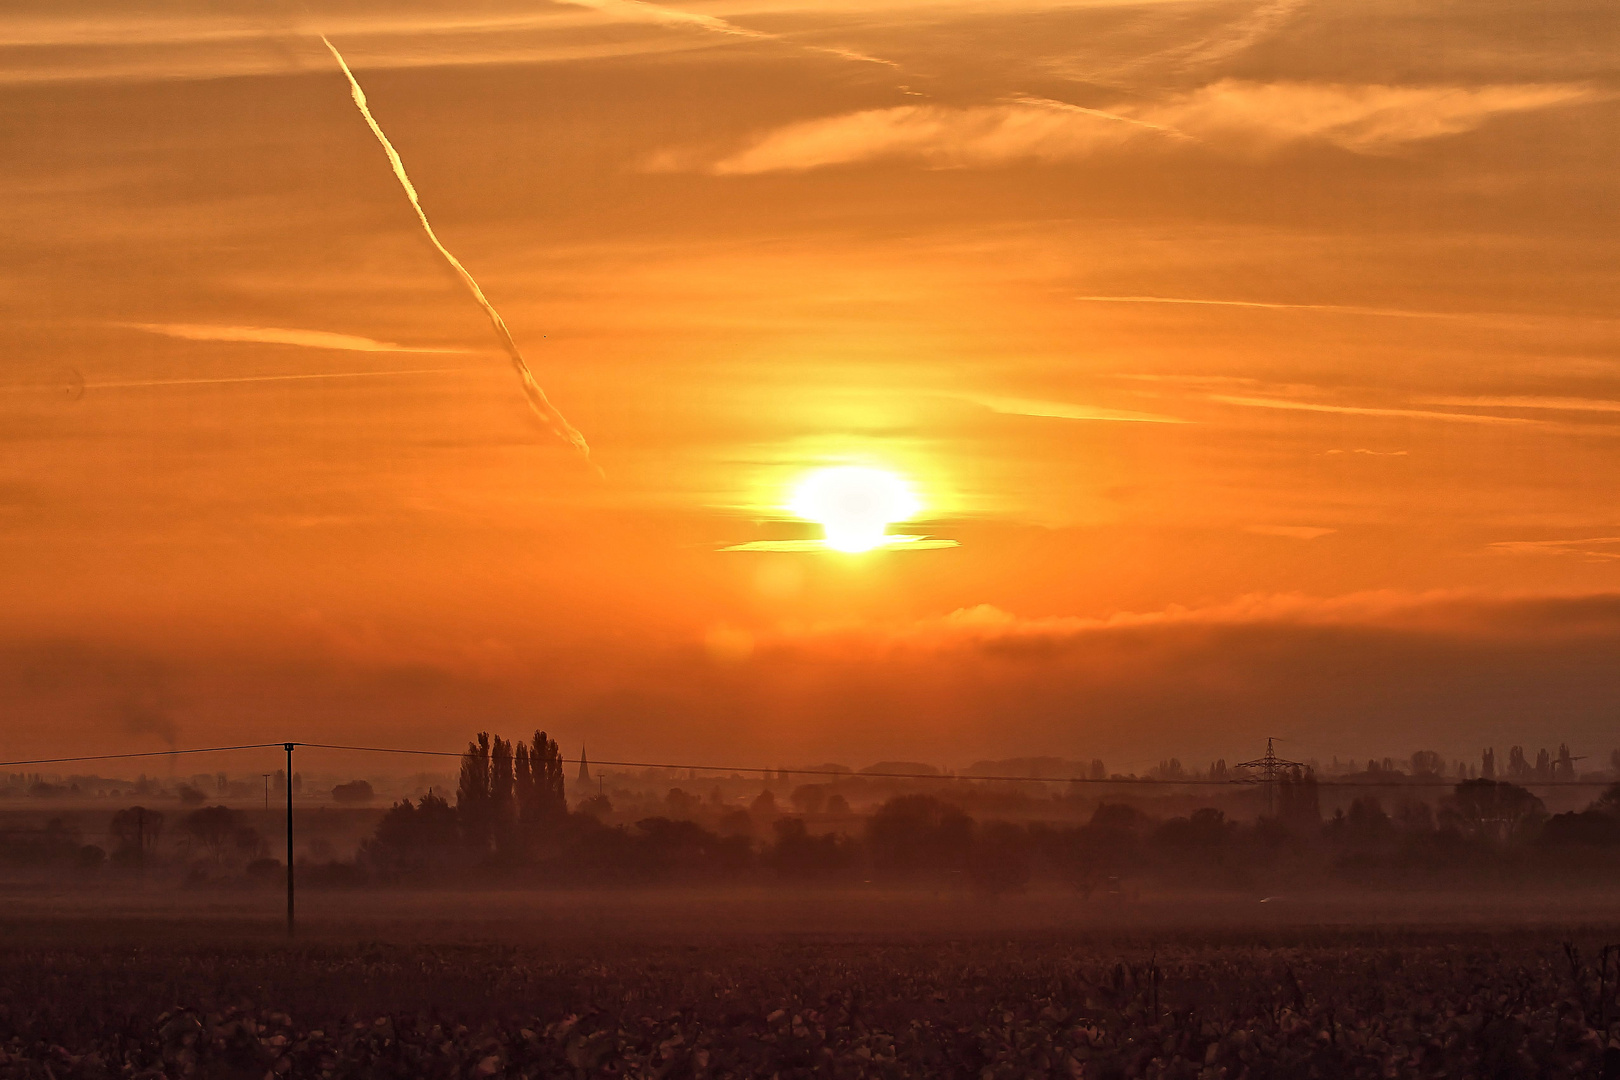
[0,12,711,85]
[1246,525,1335,540]
[1422,395,1620,414]
[126,322,468,354]
[757,590,1620,654]
[555,0,898,67]
[1158,0,1306,74]
[1489,537,1620,561]
[1210,394,1540,426]
[1326,448,1409,456]
[969,395,1189,424]
[1073,294,1460,319]
[1007,96,1194,140]
[87,369,466,391]
[697,81,1598,173]
[722,536,958,552]
[708,100,1151,174]
[1141,80,1600,153]
[0,367,467,396]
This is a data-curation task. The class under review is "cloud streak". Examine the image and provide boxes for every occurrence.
[1072,295,1463,319]
[710,100,1148,174]
[0,368,465,396]
[1147,80,1597,153]
[126,322,468,353]
[0,10,717,85]
[757,590,1620,654]
[721,536,958,552]
[554,0,898,68]
[1246,525,1335,540]
[1490,537,1620,561]
[1423,395,1620,414]
[1209,394,1540,426]
[700,81,1598,173]
[87,369,466,391]
[969,394,1189,424]
[1160,0,1306,74]
[322,36,592,461]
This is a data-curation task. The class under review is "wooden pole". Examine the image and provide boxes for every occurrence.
[285,742,295,936]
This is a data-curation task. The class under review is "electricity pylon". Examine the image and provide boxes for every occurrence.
[1233,738,1307,815]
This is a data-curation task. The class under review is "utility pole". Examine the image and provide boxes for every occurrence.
[284,743,296,936]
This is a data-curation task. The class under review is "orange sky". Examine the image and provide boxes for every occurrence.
[2,0,1617,771]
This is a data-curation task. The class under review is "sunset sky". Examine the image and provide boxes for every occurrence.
[3,0,1617,772]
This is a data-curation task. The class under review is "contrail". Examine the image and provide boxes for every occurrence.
[320,35,592,461]
[554,0,900,69]
[0,368,464,395]
[89,368,465,390]
[1010,96,1195,141]
[1074,294,1466,319]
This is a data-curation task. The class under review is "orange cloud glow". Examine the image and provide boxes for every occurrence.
[3,0,1617,768]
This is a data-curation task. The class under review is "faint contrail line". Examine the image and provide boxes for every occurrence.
[0,368,466,395]
[1073,294,1453,318]
[92,369,466,390]
[321,35,593,462]
[554,0,900,68]
[1076,294,1620,325]
[1210,394,1539,425]
[1010,96,1194,141]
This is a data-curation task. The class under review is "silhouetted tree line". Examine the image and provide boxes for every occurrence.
[350,758,1620,890]
[0,803,270,876]
[0,816,104,870]
[1480,744,1586,782]
[19,756,1619,891]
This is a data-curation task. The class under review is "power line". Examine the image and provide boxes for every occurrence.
[6,741,1611,788]
[307,745,1615,788]
[0,742,289,768]
[299,742,459,758]
[299,743,1264,784]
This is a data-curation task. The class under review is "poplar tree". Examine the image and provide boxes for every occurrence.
[491,736,518,857]
[456,732,493,850]
[524,730,567,822]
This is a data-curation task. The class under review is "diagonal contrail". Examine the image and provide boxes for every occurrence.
[321,35,592,462]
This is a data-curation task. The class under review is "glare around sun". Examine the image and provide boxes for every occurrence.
[789,467,921,553]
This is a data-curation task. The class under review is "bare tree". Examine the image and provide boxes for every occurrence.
[109,806,163,866]
[180,806,261,865]
[1443,779,1546,843]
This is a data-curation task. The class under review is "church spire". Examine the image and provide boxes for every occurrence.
[577,745,591,784]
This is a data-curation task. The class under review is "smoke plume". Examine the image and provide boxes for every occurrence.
[120,693,178,750]
[320,36,592,461]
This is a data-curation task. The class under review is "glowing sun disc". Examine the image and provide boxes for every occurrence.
[790,466,920,553]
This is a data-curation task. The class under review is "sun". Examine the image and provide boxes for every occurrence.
[790,466,921,553]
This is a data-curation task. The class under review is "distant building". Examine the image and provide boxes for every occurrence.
[577,746,591,785]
